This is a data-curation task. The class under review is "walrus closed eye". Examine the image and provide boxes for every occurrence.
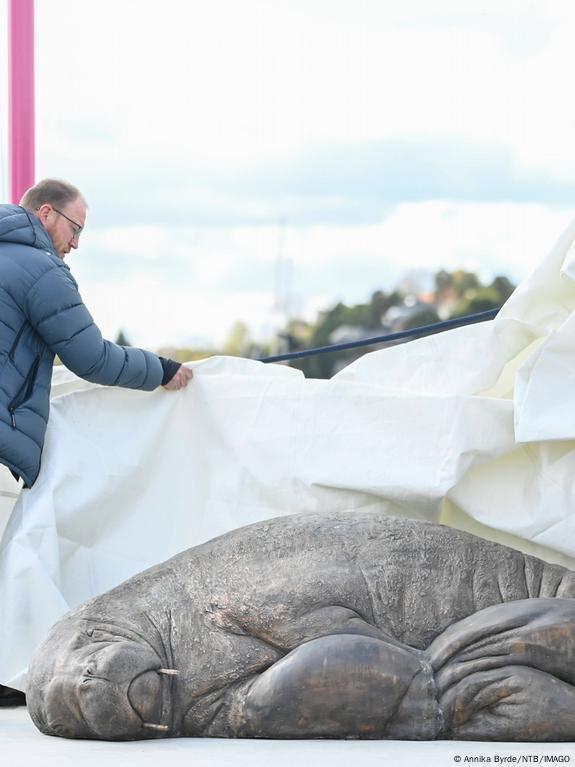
[27,511,575,741]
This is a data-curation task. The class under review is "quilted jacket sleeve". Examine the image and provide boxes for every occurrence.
[25,262,163,390]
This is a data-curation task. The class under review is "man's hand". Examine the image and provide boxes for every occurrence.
[163,365,194,391]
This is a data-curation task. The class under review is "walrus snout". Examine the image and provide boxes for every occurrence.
[28,623,174,740]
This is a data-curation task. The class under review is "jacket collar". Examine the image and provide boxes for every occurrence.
[0,204,68,268]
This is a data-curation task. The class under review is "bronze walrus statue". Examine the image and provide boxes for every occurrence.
[27,511,575,741]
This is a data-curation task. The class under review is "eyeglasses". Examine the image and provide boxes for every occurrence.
[52,207,83,239]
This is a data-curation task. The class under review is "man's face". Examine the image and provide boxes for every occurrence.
[37,197,87,258]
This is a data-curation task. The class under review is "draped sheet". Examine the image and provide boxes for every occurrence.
[3,216,575,691]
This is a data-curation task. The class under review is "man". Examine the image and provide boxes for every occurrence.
[0,179,192,705]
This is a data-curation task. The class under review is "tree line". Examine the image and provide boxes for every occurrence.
[117,269,515,379]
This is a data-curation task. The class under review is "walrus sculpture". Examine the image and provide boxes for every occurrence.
[27,511,575,741]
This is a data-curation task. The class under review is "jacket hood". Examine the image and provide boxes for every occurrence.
[0,204,57,253]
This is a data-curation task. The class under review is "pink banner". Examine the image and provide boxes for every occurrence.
[8,0,35,204]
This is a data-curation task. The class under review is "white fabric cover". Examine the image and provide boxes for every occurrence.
[3,216,575,690]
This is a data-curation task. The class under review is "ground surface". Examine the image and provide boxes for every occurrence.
[2,708,575,766]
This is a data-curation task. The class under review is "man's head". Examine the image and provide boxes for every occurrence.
[20,178,88,258]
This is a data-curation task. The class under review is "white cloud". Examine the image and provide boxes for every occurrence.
[86,227,172,260]
[78,274,277,350]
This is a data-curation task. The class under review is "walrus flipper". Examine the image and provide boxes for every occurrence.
[228,634,441,740]
[429,598,575,741]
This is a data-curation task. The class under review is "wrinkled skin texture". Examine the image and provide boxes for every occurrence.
[27,512,575,741]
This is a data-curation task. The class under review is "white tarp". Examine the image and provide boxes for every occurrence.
[3,216,575,691]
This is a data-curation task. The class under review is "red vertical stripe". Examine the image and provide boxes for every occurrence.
[8,0,35,204]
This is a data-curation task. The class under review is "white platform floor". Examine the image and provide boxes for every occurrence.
[3,708,575,767]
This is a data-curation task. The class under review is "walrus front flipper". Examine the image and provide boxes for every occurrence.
[229,634,441,739]
[440,666,575,741]
[430,598,575,689]
[429,598,575,741]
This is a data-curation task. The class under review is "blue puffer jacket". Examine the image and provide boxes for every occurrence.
[0,204,163,487]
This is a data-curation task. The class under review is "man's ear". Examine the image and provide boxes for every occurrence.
[36,204,52,224]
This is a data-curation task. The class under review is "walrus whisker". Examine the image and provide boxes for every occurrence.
[158,668,179,676]
[143,723,169,731]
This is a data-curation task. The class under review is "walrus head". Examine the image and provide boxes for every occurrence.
[27,616,179,740]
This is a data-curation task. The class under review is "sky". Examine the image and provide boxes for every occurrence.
[2,0,575,349]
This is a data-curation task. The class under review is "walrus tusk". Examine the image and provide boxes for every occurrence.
[143,723,169,731]
[158,668,179,676]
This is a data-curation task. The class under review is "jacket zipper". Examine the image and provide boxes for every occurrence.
[9,356,40,429]
[8,324,26,361]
